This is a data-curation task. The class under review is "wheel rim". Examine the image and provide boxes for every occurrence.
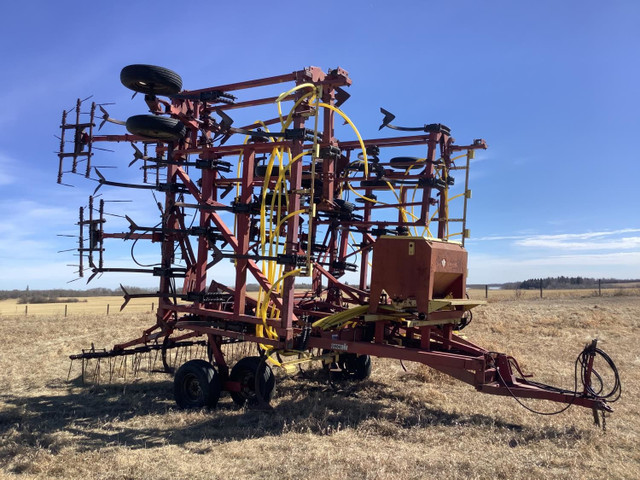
[183,373,203,403]
[238,370,256,401]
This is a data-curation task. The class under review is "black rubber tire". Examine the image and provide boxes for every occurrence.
[262,191,286,206]
[361,179,394,189]
[126,115,186,141]
[346,161,367,172]
[229,356,276,407]
[389,156,423,170]
[174,359,221,409]
[120,64,183,96]
[334,199,355,213]
[343,354,372,380]
[322,351,371,381]
[301,177,322,189]
[255,165,282,177]
[356,194,377,203]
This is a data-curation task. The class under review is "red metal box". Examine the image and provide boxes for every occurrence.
[368,236,468,317]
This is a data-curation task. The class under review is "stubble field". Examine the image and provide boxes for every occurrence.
[0,292,638,479]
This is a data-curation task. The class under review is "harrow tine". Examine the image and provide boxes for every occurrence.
[152,348,160,371]
[67,359,75,382]
[94,358,101,384]
[108,357,114,383]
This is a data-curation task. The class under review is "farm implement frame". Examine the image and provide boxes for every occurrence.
[58,65,620,419]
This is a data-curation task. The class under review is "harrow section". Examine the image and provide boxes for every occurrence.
[58,65,619,419]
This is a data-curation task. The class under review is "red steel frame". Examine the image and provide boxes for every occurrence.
[58,66,613,415]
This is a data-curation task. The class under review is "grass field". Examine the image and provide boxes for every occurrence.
[1,292,638,479]
[0,297,156,317]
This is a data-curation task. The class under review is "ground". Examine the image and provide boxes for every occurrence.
[0,292,638,479]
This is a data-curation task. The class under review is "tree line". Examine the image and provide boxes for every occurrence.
[0,286,156,303]
[502,276,639,290]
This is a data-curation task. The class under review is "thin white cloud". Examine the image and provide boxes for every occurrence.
[510,251,640,266]
[465,228,640,282]
[468,251,640,283]
[470,234,532,241]
[471,228,640,246]
[0,153,16,185]
[517,236,640,250]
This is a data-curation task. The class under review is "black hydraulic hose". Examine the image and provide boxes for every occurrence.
[496,342,621,416]
[579,346,621,402]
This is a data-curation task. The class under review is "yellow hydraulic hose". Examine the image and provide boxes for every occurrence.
[318,102,368,178]
[276,83,318,103]
[260,149,310,289]
[276,83,319,130]
[257,268,301,349]
[312,305,370,329]
[255,84,322,346]
[316,102,423,225]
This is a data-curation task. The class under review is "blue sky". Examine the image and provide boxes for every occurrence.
[0,0,638,289]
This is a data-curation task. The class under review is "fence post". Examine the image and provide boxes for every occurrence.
[151,302,155,312]
[65,304,68,317]
[25,305,28,316]
[485,285,488,299]
[107,304,110,315]
[540,279,543,298]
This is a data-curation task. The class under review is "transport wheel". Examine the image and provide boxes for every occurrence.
[346,161,367,172]
[174,359,221,409]
[229,356,276,407]
[322,351,371,381]
[343,354,372,380]
[255,164,282,177]
[389,156,423,170]
[263,191,287,205]
[334,199,355,213]
[120,64,183,95]
[361,179,394,189]
[126,115,186,141]
[301,177,323,189]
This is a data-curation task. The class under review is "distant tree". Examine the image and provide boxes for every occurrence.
[518,276,598,290]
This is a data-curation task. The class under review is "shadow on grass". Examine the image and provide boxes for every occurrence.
[0,370,588,455]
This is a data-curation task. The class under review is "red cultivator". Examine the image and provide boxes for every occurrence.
[58,65,620,420]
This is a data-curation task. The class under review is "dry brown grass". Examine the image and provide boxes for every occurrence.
[0,297,156,317]
[467,287,640,301]
[1,294,639,479]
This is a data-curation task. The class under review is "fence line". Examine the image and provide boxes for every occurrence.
[1,301,157,317]
[470,280,639,300]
